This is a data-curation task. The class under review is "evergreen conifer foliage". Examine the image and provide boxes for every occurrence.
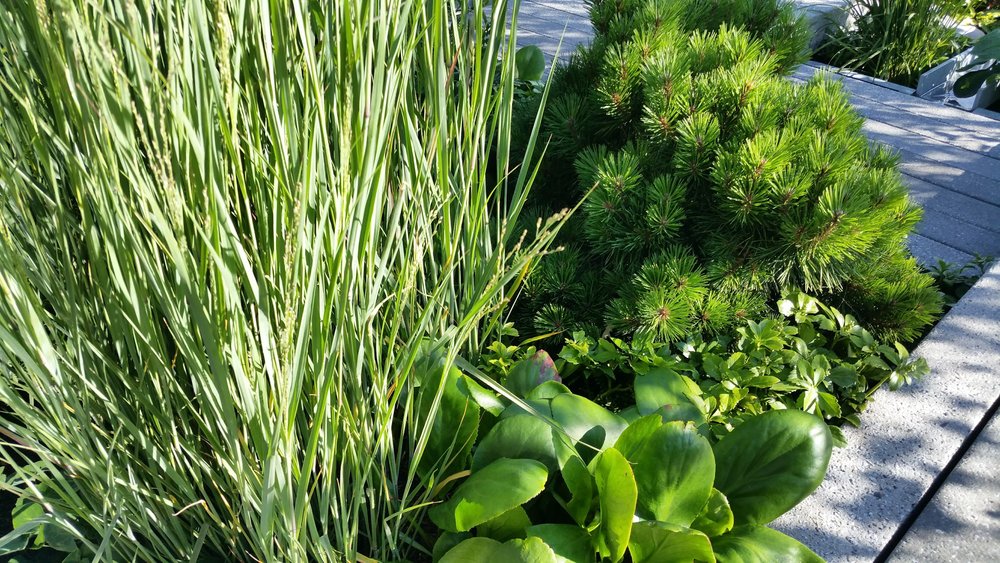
[516,0,941,345]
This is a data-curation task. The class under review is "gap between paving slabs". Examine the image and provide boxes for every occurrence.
[773,259,1000,562]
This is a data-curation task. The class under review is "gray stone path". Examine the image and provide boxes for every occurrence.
[512,1,1000,561]
[887,408,1000,562]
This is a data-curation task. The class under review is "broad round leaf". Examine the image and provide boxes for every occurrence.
[458,375,505,416]
[634,421,715,526]
[417,366,480,478]
[439,538,516,562]
[560,455,595,526]
[430,458,548,532]
[690,488,734,537]
[551,393,628,454]
[628,522,716,563]
[527,524,596,563]
[713,410,832,526]
[507,351,561,398]
[953,68,995,99]
[528,380,572,400]
[441,537,560,563]
[432,532,471,562]
[473,415,561,473]
[477,506,532,542]
[711,526,823,563]
[634,367,702,416]
[613,414,663,461]
[590,448,637,563]
[515,45,546,81]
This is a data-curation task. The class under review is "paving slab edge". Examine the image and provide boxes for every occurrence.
[773,259,1000,562]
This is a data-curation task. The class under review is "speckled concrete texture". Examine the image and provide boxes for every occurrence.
[774,260,1000,562]
[887,410,1000,562]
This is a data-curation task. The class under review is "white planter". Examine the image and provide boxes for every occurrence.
[915,47,999,111]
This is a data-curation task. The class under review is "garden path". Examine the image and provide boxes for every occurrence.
[513,1,1000,561]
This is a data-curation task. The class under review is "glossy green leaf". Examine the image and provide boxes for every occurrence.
[551,394,628,454]
[418,366,480,477]
[713,410,832,526]
[430,458,548,532]
[477,506,531,542]
[512,536,561,563]
[528,380,572,400]
[0,499,44,555]
[634,367,702,416]
[527,524,595,563]
[628,522,716,563]
[954,68,996,98]
[711,526,823,563]
[458,375,505,416]
[590,448,637,562]
[560,455,595,526]
[690,488,734,537]
[440,538,516,562]
[618,405,641,423]
[634,421,715,525]
[656,402,706,424]
[433,532,471,562]
[970,29,1000,59]
[613,414,663,461]
[10,499,42,531]
[507,351,561,398]
[473,415,560,473]
[515,46,547,81]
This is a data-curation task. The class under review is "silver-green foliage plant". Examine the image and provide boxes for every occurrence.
[0,0,558,560]
[426,354,833,562]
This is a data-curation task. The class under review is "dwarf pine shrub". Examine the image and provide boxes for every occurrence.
[514,0,941,344]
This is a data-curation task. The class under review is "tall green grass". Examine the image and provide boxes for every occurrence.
[0,0,556,560]
[822,0,965,86]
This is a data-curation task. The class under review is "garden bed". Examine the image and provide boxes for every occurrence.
[774,258,1000,561]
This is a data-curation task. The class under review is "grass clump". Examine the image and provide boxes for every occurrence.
[0,0,557,560]
[821,0,966,86]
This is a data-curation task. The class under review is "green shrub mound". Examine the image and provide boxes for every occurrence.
[514,0,941,345]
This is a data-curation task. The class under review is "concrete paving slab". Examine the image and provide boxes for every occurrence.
[845,94,1000,156]
[524,0,591,19]
[916,207,1000,257]
[887,408,1000,562]
[894,150,1000,207]
[774,260,1000,562]
[799,63,1000,138]
[517,2,593,35]
[908,233,974,267]
[861,120,1000,183]
[904,174,1000,236]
